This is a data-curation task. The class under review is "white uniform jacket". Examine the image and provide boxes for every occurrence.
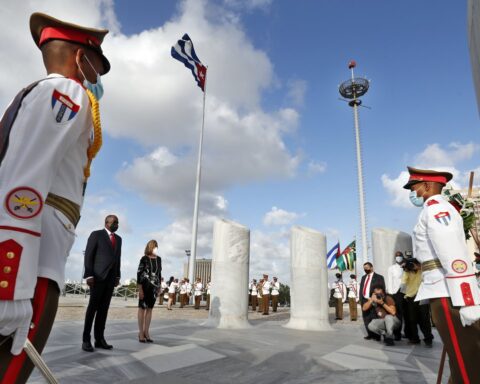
[271,281,280,296]
[194,282,203,296]
[250,282,257,295]
[414,194,480,306]
[0,74,92,300]
[330,280,347,302]
[347,279,360,302]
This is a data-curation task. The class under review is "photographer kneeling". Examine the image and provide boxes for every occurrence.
[363,284,400,346]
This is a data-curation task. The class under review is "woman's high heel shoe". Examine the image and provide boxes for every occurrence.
[138,334,146,343]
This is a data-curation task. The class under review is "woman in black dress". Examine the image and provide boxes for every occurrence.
[137,240,162,342]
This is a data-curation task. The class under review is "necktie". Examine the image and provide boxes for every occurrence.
[110,233,116,249]
[363,274,371,297]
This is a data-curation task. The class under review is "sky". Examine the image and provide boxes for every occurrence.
[1,0,479,285]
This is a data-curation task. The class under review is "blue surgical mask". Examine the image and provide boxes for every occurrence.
[78,54,104,100]
[409,190,424,207]
[476,263,480,271]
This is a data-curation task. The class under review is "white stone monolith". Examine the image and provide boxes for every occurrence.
[371,228,413,278]
[207,219,251,329]
[284,226,332,331]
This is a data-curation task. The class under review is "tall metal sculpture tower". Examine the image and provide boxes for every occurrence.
[339,60,370,269]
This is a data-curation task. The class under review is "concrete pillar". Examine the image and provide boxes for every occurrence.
[371,227,412,278]
[284,226,332,331]
[207,219,251,329]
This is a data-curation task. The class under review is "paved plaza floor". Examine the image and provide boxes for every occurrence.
[27,297,449,383]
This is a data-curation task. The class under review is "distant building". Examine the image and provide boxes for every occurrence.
[183,258,212,283]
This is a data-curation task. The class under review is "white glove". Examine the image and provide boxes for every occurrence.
[459,305,480,327]
[0,299,33,355]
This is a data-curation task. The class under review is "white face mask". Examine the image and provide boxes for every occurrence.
[153,247,158,255]
[395,256,404,264]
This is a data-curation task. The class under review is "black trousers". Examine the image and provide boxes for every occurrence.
[361,301,376,338]
[405,296,433,342]
[391,291,404,339]
[82,269,115,342]
[0,278,59,384]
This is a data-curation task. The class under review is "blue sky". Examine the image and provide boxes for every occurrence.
[1,0,479,284]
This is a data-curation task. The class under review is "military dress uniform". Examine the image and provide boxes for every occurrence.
[405,167,480,383]
[347,278,360,321]
[331,279,347,320]
[250,281,258,311]
[0,13,110,384]
[271,278,280,312]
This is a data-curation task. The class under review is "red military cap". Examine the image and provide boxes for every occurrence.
[403,166,453,189]
[30,12,110,74]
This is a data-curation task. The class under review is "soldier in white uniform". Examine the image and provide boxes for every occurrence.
[0,13,110,383]
[179,279,187,308]
[194,278,203,309]
[249,279,258,311]
[331,273,347,320]
[185,278,192,306]
[159,277,168,305]
[205,280,212,311]
[404,166,480,383]
[262,274,271,315]
[347,274,360,321]
[271,277,280,312]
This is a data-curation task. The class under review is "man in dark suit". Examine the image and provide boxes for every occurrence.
[81,215,121,352]
[359,262,385,340]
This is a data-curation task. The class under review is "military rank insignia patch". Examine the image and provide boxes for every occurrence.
[451,259,468,274]
[51,89,80,123]
[5,187,43,219]
[434,211,451,226]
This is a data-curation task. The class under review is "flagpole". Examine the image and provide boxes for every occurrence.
[188,67,208,285]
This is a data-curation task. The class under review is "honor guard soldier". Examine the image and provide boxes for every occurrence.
[250,279,258,311]
[205,280,212,310]
[331,273,347,320]
[347,274,360,321]
[262,274,271,315]
[0,12,110,383]
[404,166,480,383]
[271,277,280,312]
[257,278,263,313]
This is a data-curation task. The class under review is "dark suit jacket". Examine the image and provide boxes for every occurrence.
[83,229,121,281]
[359,272,385,305]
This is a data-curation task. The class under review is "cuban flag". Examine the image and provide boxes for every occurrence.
[51,90,80,123]
[434,211,451,226]
[171,34,207,91]
[326,242,340,269]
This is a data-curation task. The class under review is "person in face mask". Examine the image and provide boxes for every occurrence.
[404,166,480,383]
[359,262,386,340]
[0,12,110,383]
[82,215,122,352]
[386,251,407,341]
[137,240,162,342]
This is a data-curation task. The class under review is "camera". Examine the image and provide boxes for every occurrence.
[403,257,419,272]
[375,293,384,300]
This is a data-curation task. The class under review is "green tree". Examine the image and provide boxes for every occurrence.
[278,283,290,306]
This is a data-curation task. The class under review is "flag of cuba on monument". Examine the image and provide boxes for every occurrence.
[171,34,207,91]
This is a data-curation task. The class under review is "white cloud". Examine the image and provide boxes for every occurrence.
[1,0,301,284]
[263,206,303,226]
[287,79,307,107]
[308,160,327,175]
[250,229,290,282]
[414,142,479,168]
[382,142,479,207]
